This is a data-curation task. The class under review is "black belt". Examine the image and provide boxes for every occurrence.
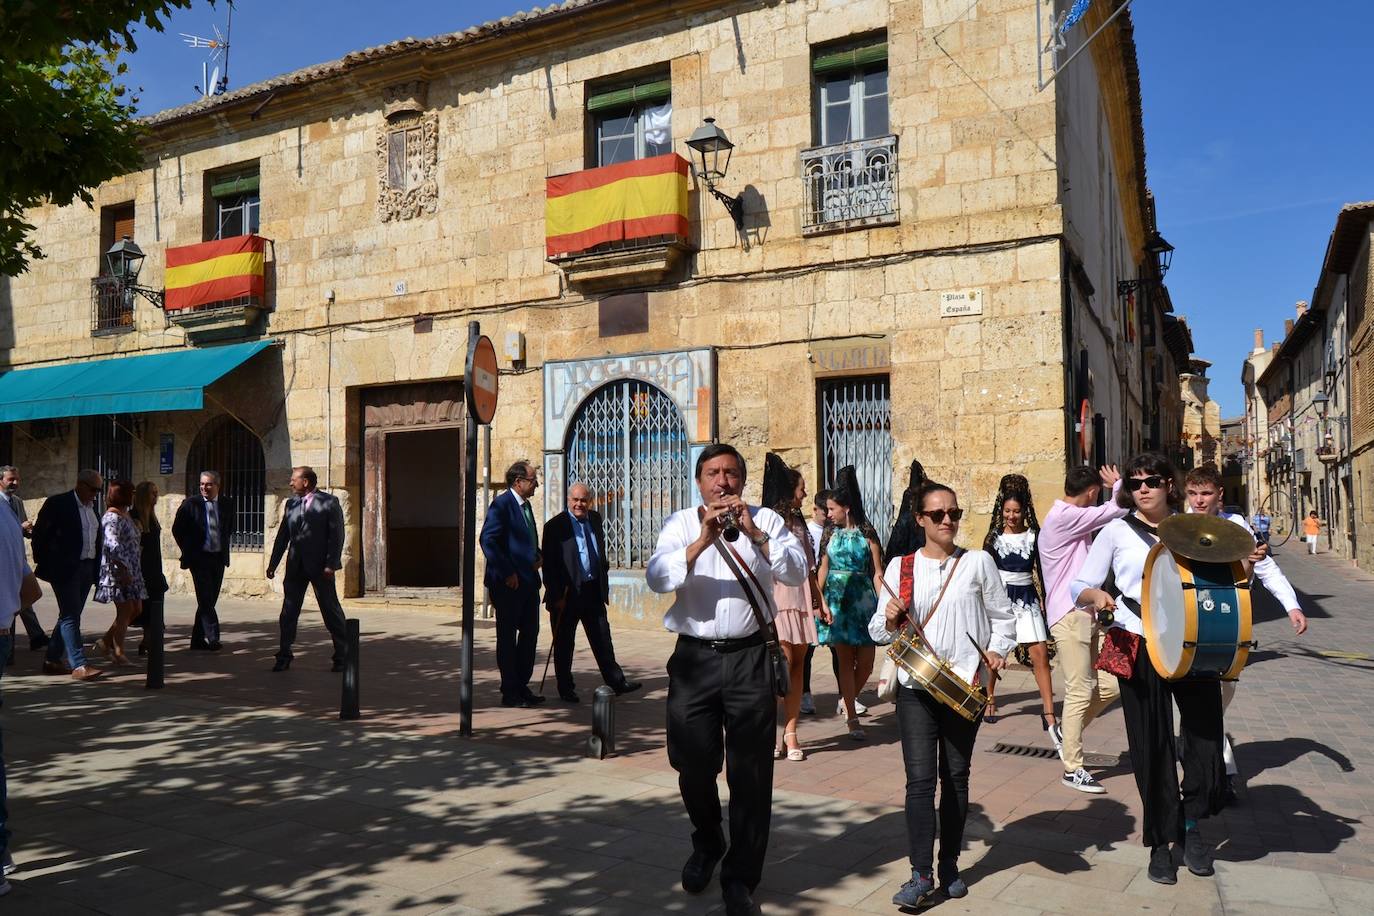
[678,632,763,653]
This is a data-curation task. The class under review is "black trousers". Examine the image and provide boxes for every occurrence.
[276,569,348,664]
[492,579,540,698]
[895,684,980,875]
[550,587,626,693]
[1117,640,1225,847]
[14,606,43,642]
[189,556,226,646]
[666,635,775,892]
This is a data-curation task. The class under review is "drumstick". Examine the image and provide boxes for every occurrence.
[879,575,931,644]
[965,631,1001,685]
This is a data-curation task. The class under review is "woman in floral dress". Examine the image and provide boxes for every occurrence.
[92,480,147,665]
[816,466,881,740]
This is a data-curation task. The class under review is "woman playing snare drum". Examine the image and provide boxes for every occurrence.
[869,482,1015,909]
[1070,452,1225,886]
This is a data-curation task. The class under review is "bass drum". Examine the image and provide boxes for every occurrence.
[1141,542,1252,681]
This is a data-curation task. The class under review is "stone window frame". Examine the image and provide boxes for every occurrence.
[376,80,439,222]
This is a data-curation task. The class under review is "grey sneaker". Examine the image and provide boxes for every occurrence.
[1062,767,1106,794]
[1183,828,1214,876]
[1,849,12,876]
[892,872,935,908]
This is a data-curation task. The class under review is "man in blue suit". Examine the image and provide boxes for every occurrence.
[480,460,545,708]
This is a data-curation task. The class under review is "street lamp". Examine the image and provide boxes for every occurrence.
[104,236,165,308]
[1117,229,1176,297]
[684,118,745,233]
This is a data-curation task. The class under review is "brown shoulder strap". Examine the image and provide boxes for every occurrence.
[919,549,965,630]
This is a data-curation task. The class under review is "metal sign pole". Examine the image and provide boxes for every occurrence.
[460,320,479,737]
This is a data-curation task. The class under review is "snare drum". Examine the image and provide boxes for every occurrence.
[1141,543,1253,681]
[888,627,988,721]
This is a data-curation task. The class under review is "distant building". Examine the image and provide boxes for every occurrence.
[1179,357,1221,470]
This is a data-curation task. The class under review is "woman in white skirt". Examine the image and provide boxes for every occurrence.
[982,475,1057,745]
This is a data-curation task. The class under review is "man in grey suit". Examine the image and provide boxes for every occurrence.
[266,466,347,672]
[0,466,47,650]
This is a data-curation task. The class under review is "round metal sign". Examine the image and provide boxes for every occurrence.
[466,335,499,424]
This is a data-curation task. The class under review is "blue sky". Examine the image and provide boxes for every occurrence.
[120,1,1372,417]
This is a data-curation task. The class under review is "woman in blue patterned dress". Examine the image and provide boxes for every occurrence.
[816,468,881,740]
[92,480,147,666]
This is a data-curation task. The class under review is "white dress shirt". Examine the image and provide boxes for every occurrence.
[868,549,1017,686]
[76,491,98,560]
[806,521,824,564]
[1069,515,1161,636]
[1219,512,1300,611]
[646,505,806,639]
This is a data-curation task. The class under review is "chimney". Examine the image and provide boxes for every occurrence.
[1296,300,1308,319]
[1253,328,1264,351]
[1284,318,1294,337]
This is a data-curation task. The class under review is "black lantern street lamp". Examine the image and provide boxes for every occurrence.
[684,118,744,233]
[104,236,164,308]
[1145,230,1174,279]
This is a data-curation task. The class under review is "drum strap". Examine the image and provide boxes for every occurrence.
[899,548,965,635]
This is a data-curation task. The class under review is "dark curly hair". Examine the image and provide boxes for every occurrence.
[982,473,1041,553]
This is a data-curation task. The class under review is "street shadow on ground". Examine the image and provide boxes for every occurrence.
[1214,782,1361,863]
[1238,737,1355,778]
[959,798,1135,885]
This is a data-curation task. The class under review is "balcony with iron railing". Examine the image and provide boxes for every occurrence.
[801,134,899,236]
[90,276,136,336]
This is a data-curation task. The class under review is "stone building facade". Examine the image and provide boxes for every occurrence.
[1,0,1187,626]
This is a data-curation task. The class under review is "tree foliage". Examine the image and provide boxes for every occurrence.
[0,1,199,276]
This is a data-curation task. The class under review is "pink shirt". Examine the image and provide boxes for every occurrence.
[1038,481,1127,629]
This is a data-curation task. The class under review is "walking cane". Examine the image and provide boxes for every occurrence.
[538,587,570,696]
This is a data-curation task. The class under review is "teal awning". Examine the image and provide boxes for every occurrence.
[0,340,275,423]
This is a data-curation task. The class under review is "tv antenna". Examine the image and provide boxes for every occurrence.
[182,0,235,99]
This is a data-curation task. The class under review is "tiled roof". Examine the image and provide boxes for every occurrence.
[142,0,610,127]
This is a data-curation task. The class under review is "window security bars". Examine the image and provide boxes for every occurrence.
[90,277,135,335]
[801,135,899,235]
[818,377,894,547]
[186,416,267,550]
[565,380,690,568]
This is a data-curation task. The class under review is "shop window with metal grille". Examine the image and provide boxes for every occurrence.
[78,414,134,513]
[817,376,894,546]
[186,415,266,550]
[564,380,690,568]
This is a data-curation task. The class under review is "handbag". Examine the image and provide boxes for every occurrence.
[877,550,965,701]
[715,535,790,698]
[1094,626,1141,678]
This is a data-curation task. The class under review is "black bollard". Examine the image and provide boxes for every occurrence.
[586,685,616,759]
[145,598,164,690]
[340,618,360,720]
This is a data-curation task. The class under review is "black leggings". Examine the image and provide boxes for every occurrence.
[1117,640,1225,847]
[895,685,980,875]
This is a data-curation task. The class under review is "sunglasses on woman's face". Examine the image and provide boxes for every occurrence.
[1126,475,1166,492]
[920,508,963,524]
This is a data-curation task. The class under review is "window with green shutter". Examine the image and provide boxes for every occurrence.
[205,164,261,240]
[587,71,672,167]
[812,36,888,146]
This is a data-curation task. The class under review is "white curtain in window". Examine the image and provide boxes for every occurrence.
[642,100,672,149]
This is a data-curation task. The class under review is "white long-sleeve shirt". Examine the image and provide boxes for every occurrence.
[1069,515,1157,636]
[1221,512,1300,611]
[868,549,1016,686]
[646,505,806,639]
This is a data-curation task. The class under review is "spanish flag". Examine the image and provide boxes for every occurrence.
[546,153,690,257]
[164,235,266,312]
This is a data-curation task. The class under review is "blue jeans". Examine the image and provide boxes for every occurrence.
[45,561,96,670]
[0,631,10,860]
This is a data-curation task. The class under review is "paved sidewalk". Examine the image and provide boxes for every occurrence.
[0,547,1369,914]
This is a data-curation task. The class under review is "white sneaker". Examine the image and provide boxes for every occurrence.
[1048,722,1064,758]
[1,849,12,876]
[1062,767,1106,794]
[799,692,816,715]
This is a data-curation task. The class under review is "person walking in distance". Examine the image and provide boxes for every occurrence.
[480,461,545,708]
[266,467,348,672]
[32,469,104,681]
[1040,465,1127,795]
[0,467,46,650]
[647,444,806,916]
[172,471,237,651]
[539,483,641,702]
[1303,511,1322,555]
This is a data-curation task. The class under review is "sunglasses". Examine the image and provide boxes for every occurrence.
[919,508,963,524]
[1126,475,1166,492]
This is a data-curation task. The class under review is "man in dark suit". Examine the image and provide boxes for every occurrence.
[172,470,237,651]
[541,483,640,702]
[266,466,347,672]
[32,468,104,680]
[479,460,545,708]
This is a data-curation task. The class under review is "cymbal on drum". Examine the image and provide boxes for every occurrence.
[1158,514,1254,564]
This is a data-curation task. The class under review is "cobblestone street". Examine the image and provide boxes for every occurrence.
[1,546,1370,914]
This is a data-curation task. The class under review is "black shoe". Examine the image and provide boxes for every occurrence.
[521,690,546,706]
[1183,828,1214,876]
[559,690,580,703]
[271,658,292,672]
[501,694,523,708]
[28,636,49,651]
[208,641,223,652]
[613,680,642,696]
[1147,844,1177,885]
[331,660,346,673]
[721,882,759,916]
[680,849,720,895]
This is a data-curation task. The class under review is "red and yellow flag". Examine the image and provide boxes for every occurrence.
[164,235,266,311]
[546,153,690,257]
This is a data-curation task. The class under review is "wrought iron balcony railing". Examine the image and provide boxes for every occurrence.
[90,276,134,336]
[801,134,899,235]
